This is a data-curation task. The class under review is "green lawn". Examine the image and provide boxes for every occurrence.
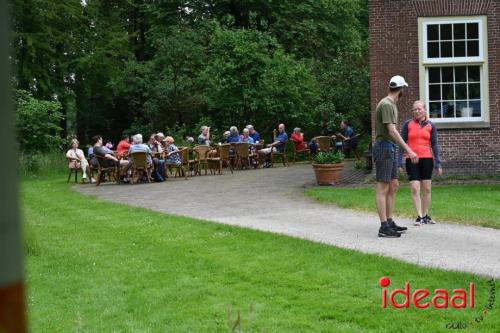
[305,184,500,229]
[23,177,499,332]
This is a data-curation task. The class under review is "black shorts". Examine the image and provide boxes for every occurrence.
[405,158,434,181]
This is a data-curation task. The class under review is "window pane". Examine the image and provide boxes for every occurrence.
[427,24,439,41]
[456,101,469,117]
[429,84,441,100]
[467,23,479,39]
[455,83,467,99]
[468,83,480,99]
[442,84,454,100]
[442,67,453,82]
[428,42,440,58]
[455,66,467,82]
[429,67,441,83]
[469,100,481,117]
[454,41,466,57]
[468,66,480,82]
[441,41,452,57]
[429,102,442,118]
[467,41,479,57]
[454,23,466,39]
[441,24,452,40]
[443,102,455,118]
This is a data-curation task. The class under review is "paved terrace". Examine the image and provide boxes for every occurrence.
[76,163,500,279]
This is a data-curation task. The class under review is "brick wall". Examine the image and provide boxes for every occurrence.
[369,0,500,174]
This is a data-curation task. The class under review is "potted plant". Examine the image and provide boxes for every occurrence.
[312,151,345,185]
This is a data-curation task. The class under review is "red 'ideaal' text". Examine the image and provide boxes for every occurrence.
[379,276,475,309]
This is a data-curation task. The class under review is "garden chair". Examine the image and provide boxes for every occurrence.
[66,158,85,183]
[314,136,333,153]
[269,142,289,167]
[234,142,250,169]
[208,144,233,175]
[94,155,120,186]
[291,142,311,164]
[165,148,189,180]
[193,145,211,175]
[129,152,153,184]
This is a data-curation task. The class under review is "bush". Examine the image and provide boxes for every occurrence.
[15,90,65,153]
[314,151,344,164]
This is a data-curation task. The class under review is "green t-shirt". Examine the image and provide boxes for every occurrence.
[375,96,398,143]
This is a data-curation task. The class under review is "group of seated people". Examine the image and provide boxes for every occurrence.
[66,121,359,183]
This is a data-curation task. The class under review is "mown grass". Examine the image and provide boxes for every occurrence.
[305,185,500,230]
[23,177,499,332]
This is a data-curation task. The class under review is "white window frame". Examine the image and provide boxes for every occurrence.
[418,16,489,128]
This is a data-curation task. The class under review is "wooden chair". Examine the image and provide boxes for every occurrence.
[234,142,250,169]
[129,152,153,184]
[291,142,311,164]
[270,142,289,167]
[193,145,211,175]
[67,158,83,183]
[208,144,233,175]
[94,155,120,186]
[314,136,333,153]
[165,148,189,179]
[342,133,361,159]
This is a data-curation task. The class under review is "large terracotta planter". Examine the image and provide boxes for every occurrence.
[312,163,344,185]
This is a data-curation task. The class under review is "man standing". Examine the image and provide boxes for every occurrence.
[374,75,418,238]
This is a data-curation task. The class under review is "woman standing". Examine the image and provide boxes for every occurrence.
[399,100,443,226]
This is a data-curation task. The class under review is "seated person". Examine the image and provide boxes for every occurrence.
[198,126,211,145]
[147,133,163,155]
[241,128,255,144]
[258,123,288,168]
[220,131,230,144]
[335,120,358,156]
[116,134,131,159]
[92,135,129,179]
[130,134,164,182]
[87,145,97,167]
[246,125,260,142]
[291,127,317,154]
[66,138,91,181]
[163,136,181,166]
[226,126,242,143]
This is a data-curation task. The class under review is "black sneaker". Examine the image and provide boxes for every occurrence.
[423,215,436,224]
[378,224,401,238]
[388,218,407,232]
[414,216,423,226]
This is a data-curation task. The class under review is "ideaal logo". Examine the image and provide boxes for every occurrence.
[378,276,474,309]
[378,276,496,330]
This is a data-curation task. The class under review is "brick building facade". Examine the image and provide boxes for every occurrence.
[369,0,500,174]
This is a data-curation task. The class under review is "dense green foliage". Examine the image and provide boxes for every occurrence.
[15,89,65,152]
[11,0,369,145]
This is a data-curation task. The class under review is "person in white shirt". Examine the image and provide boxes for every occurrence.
[66,138,90,180]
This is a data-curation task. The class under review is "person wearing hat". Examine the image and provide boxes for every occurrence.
[374,75,418,238]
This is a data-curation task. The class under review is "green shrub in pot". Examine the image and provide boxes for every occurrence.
[313,151,344,164]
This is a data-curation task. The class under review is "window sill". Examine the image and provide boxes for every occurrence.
[433,121,490,129]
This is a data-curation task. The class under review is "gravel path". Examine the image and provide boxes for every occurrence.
[76,163,500,278]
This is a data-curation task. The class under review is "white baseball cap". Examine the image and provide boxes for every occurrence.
[389,75,408,88]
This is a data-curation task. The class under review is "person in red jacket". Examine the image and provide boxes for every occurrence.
[116,134,131,159]
[399,100,443,226]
